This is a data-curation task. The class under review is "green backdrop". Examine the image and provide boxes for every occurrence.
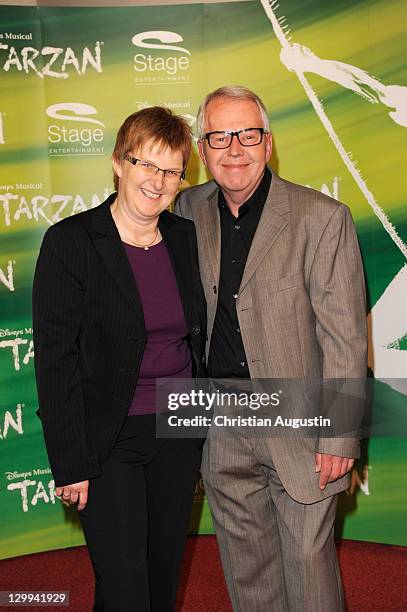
[0,0,406,559]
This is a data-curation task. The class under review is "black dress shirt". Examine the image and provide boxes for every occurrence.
[207,167,271,378]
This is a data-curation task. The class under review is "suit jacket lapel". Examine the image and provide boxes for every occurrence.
[194,187,221,287]
[239,173,290,294]
[91,198,145,325]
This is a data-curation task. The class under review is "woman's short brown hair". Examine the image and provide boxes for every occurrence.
[111,106,192,191]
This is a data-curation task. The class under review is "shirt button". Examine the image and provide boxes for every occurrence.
[232,259,237,264]
[240,361,246,367]
[236,328,240,334]
[234,224,240,230]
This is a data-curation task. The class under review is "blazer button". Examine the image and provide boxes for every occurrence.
[192,325,201,335]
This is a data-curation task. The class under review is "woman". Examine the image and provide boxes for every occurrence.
[33,107,206,612]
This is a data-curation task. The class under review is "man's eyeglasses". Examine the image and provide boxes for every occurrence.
[203,128,267,149]
[123,154,185,182]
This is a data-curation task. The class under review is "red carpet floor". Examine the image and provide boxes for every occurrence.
[1,536,406,611]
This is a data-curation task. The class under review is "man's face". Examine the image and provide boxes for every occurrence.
[198,97,272,204]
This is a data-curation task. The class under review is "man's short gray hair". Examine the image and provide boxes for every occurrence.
[196,85,270,139]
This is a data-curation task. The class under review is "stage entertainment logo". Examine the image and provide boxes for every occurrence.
[132,31,191,85]
[46,102,105,157]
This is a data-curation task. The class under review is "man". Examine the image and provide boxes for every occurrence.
[175,86,367,611]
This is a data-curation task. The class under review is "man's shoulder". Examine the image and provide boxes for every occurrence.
[174,179,218,221]
[277,174,349,221]
[179,179,218,203]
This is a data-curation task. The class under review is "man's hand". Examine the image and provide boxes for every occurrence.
[55,480,89,511]
[315,453,354,490]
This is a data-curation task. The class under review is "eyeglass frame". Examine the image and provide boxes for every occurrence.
[202,127,268,149]
[123,153,186,181]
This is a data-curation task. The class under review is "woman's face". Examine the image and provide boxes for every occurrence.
[113,140,184,223]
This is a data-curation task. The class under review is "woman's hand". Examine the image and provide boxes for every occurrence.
[55,480,89,511]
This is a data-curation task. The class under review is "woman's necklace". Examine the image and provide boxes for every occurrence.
[120,226,159,250]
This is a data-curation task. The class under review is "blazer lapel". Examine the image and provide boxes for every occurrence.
[193,187,221,287]
[239,173,290,294]
[91,198,145,325]
[158,211,193,327]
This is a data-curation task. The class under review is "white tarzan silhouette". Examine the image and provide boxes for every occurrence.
[280,43,407,128]
[261,0,407,393]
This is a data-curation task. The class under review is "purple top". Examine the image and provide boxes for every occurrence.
[124,240,192,415]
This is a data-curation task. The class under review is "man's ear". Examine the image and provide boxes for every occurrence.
[265,133,273,164]
[197,139,208,167]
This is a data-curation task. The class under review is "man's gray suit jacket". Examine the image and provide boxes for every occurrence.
[175,171,367,503]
